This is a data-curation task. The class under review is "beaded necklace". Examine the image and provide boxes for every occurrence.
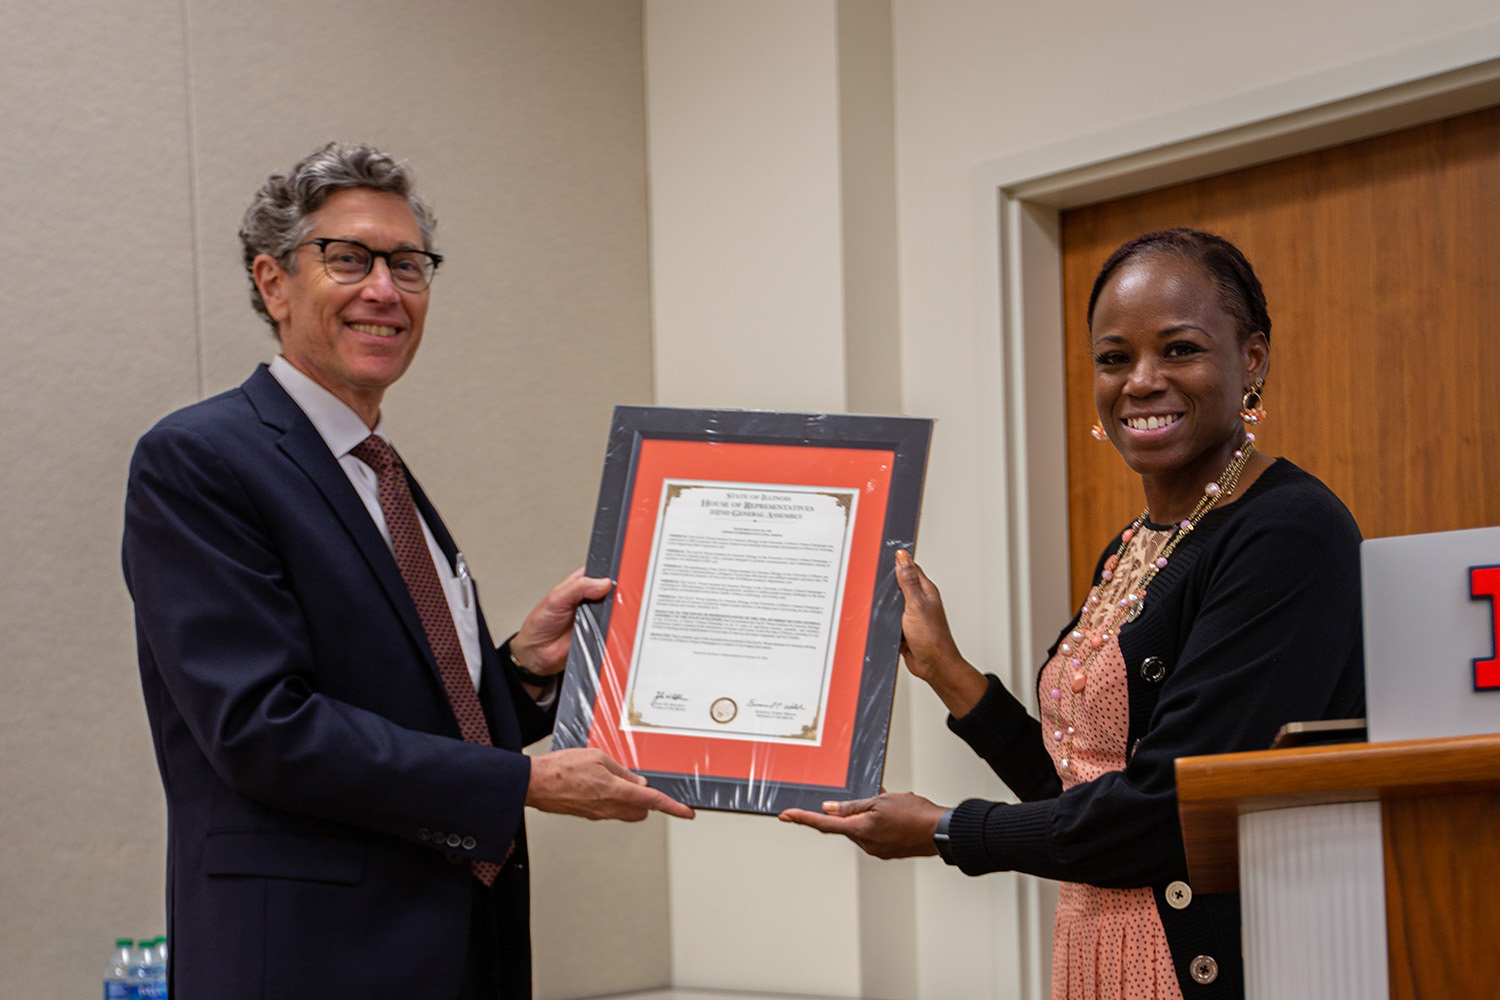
[1048,434,1256,772]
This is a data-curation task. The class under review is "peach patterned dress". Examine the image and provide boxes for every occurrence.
[1038,526,1184,1000]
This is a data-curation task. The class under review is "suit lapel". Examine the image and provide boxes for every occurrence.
[240,365,523,748]
[240,366,441,682]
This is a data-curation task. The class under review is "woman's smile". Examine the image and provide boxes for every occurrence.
[1121,412,1183,434]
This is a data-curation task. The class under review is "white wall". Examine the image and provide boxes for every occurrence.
[645,3,862,994]
[643,2,1013,997]
[648,1,848,413]
[642,0,1500,996]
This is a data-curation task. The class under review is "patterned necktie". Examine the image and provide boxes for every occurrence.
[349,434,502,886]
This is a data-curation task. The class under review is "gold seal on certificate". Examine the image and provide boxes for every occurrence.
[710,697,738,723]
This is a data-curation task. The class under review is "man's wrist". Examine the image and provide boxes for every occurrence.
[932,807,957,865]
[505,640,556,686]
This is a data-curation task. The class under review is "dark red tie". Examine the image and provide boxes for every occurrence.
[350,435,503,886]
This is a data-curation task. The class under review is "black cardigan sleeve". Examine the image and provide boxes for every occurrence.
[939,465,1364,886]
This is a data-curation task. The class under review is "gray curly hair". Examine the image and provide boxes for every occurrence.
[239,141,437,332]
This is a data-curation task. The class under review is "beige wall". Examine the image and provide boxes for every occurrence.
[0,3,663,998]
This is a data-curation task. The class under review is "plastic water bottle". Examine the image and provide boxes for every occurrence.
[153,938,168,975]
[150,938,168,998]
[103,938,134,999]
[133,935,167,999]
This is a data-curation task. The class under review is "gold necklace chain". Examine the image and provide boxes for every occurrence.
[1048,437,1256,772]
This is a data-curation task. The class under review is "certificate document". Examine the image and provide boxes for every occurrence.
[622,480,858,743]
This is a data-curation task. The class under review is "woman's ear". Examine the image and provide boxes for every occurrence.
[1243,331,1270,387]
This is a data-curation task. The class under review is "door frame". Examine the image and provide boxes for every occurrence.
[969,27,1500,998]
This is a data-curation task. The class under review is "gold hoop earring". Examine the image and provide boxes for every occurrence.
[1090,423,1109,442]
[1240,378,1267,425]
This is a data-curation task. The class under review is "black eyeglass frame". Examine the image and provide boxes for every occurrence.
[294,237,443,291]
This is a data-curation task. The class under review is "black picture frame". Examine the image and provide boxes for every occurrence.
[553,405,933,814]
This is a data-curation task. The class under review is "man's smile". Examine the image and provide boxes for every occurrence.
[347,322,400,338]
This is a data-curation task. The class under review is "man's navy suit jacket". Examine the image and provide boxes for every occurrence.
[122,365,552,999]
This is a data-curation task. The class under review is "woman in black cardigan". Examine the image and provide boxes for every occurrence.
[781,229,1364,999]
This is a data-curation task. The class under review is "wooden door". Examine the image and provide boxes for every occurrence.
[1060,106,1500,605]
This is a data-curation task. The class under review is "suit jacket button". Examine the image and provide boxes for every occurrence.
[1140,656,1167,682]
[446,833,462,848]
[1165,880,1192,909]
[1189,955,1218,984]
[461,836,477,851]
[417,828,431,842]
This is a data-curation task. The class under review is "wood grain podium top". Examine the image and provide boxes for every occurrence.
[1174,733,1500,892]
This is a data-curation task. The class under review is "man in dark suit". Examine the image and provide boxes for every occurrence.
[121,142,691,1000]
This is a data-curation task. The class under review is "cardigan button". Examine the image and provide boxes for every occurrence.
[1140,656,1167,683]
[1165,880,1192,909]
[1190,955,1218,984]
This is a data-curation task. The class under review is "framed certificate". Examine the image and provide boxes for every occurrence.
[553,406,932,814]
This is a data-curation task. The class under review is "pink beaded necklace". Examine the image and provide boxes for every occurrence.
[1048,434,1256,772]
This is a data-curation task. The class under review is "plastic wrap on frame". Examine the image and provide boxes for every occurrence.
[553,406,932,814]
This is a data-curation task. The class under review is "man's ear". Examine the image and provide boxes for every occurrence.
[252,254,293,327]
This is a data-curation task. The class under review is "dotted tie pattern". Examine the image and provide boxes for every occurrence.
[350,434,503,886]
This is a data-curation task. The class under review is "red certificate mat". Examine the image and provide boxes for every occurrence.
[553,407,932,813]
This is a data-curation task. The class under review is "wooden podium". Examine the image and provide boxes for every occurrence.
[1175,734,1500,1000]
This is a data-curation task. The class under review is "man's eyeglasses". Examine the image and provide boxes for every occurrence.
[296,238,442,292]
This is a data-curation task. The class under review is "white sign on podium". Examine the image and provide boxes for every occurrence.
[1361,523,1500,743]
